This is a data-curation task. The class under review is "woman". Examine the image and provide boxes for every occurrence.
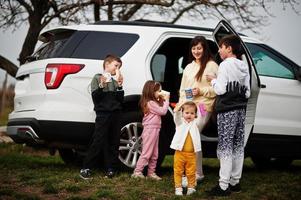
[174,36,218,182]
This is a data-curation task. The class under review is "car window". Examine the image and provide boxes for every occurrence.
[151,54,184,82]
[151,54,166,82]
[33,31,74,61]
[246,43,294,79]
[71,31,139,60]
[33,31,139,61]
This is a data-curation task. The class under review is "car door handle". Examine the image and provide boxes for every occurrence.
[260,84,266,88]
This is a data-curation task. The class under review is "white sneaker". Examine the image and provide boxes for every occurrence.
[181,176,188,188]
[131,172,145,179]
[147,173,162,180]
[175,187,183,196]
[187,187,196,195]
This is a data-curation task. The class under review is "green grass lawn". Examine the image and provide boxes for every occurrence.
[0,143,300,200]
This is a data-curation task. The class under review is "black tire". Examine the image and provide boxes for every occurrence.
[119,111,143,170]
[119,111,172,171]
[251,156,271,168]
[58,149,84,166]
[273,158,293,168]
[251,156,293,169]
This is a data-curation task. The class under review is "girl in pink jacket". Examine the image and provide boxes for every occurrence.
[132,80,169,180]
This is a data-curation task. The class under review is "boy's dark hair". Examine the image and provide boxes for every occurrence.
[219,34,243,59]
[103,54,122,69]
[181,101,197,115]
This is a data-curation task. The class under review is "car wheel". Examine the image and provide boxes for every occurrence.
[58,148,83,166]
[119,112,143,169]
[273,158,293,168]
[251,156,271,168]
[251,156,293,169]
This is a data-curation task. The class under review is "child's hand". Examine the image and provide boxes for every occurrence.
[173,102,184,112]
[163,93,170,101]
[99,75,107,87]
[117,74,123,87]
[192,88,200,96]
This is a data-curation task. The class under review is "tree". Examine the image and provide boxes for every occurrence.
[0,0,299,73]
[0,0,96,65]
[0,55,18,77]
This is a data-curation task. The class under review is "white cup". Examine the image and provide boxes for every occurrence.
[103,72,112,82]
[159,90,170,97]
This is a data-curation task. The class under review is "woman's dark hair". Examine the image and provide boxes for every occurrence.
[140,80,163,114]
[188,36,213,81]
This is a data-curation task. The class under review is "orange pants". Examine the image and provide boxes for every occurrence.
[173,150,196,188]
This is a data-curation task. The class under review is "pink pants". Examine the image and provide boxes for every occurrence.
[134,127,160,175]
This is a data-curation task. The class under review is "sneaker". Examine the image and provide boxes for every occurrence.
[181,176,188,188]
[175,187,183,196]
[105,169,116,178]
[207,185,231,196]
[147,173,162,180]
[229,183,241,193]
[196,174,205,184]
[79,169,92,180]
[131,172,145,179]
[187,187,196,195]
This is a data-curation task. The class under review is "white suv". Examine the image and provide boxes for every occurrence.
[7,20,301,168]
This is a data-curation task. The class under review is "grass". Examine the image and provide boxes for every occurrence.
[0,143,301,200]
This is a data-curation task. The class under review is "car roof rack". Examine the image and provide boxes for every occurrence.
[93,20,215,32]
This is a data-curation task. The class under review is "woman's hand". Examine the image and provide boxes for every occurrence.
[192,87,200,96]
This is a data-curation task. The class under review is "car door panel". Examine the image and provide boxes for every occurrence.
[246,43,301,136]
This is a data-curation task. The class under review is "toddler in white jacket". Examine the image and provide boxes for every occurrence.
[170,101,205,195]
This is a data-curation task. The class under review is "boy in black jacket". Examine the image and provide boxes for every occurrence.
[80,54,124,180]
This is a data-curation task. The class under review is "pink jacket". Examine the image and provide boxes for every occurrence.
[142,100,169,129]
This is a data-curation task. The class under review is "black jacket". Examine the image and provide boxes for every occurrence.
[90,74,124,113]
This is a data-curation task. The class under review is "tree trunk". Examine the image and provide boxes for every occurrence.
[94,3,100,22]
[18,22,42,65]
[0,55,18,77]
[0,73,8,116]
[108,0,113,20]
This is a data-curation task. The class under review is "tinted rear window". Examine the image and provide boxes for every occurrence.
[33,31,139,61]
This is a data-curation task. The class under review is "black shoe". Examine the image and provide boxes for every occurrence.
[106,169,115,178]
[79,169,92,180]
[207,185,231,196]
[229,183,241,193]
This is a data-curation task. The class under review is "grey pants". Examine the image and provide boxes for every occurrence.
[217,108,246,190]
[196,112,211,177]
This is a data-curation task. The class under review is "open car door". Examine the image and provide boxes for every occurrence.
[213,20,261,146]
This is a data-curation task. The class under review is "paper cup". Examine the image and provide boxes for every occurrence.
[159,90,170,96]
[103,72,112,82]
[184,88,193,100]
